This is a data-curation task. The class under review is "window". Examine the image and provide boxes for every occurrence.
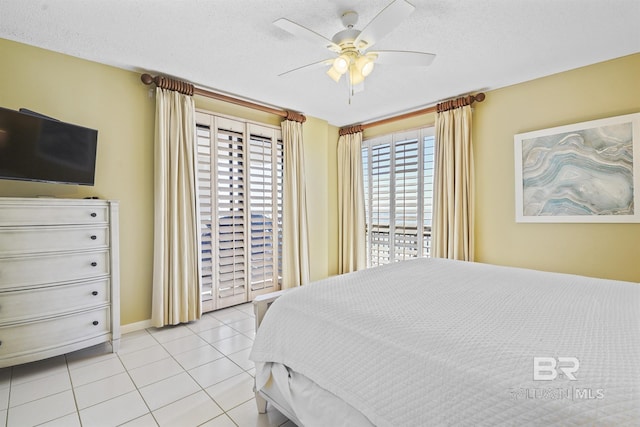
[362,128,435,267]
[196,112,283,311]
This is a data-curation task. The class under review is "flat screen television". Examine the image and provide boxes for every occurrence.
[0,107,98,186]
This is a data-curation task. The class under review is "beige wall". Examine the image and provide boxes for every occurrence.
[475,53,640,282]
[0,38,339,326]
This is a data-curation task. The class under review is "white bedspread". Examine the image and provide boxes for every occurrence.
[249,258,640,426]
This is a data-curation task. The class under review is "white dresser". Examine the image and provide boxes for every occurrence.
[0,197,120,368]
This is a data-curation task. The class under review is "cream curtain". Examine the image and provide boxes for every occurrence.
[337,132,367,273]
[151,88,202,327]
[281,120,310,288]
[432,104,474,261]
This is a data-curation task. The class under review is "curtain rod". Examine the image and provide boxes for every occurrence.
[339,92,485,135]
[140,73,306,123]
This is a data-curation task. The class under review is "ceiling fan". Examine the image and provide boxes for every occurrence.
[274,0,436,95]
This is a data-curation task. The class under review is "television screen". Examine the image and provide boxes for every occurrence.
[0,107,98,186]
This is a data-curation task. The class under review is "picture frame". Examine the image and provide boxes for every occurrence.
[514,112,640,223]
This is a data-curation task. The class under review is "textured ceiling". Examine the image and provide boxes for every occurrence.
[0,0,639,127]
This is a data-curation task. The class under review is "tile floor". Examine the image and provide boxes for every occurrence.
[0,303,292,427]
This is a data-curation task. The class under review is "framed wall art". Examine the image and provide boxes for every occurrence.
[514,112,640,223]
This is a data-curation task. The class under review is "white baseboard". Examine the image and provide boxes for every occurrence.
[121,319,154,335]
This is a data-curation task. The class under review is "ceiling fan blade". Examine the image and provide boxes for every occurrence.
[372,50,436,66]
[274,18,341,53]
[278,58,334,77]
[354,0,415,51]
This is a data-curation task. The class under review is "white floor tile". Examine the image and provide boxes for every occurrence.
[38,412,81,427]
[211,334,254,356]
[0,409,5,427]
[227,347,254,371]
[161,334,208,356]
[172,345,225,371]
[121,329,152,341]
[234,303,256,317]
[74,372,136,409]
[120,413,159,427]
[188,358,244,389]
[69,356,125,387]
[65,342,115,369]
[118,331,158,355]
[78,390,149,427]
[128,357,184,388]
[0,387,8,411]
[152,390,223,427]
[242,329,257,339]
[227,317,256,333]
[186,316,224,334]
[118,343,170,371]
[199,413,238,427]
[148,325,196,343]
[9,371,71,407]
[227,399,289,427]
[10,356,67,386]
[7,390,76,426]
[139,372,201,411]
[197,325,239,344]
[209,308,251,324]
[205,372,255,411]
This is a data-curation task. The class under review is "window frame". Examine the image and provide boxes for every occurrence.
[195,110,283,311]
[362,126,435,267]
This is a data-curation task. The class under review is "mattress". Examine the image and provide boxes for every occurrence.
[249,258,640,426]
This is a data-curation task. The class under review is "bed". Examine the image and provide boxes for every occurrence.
[249,258,640,426]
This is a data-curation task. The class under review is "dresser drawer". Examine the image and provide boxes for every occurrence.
[0,307,110,359]
[0,226,109,256]
[0,279,110,324]
[0,202,108,226]
[0,250,110,290]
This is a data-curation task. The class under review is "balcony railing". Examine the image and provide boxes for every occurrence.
[366,224,432,266]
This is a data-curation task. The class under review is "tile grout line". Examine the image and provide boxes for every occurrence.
[64,353,82,426]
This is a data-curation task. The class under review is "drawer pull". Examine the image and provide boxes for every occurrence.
[91,262,98,267]
[90,212,97,218]
[90,235,97,240]
[92,291,99,296]
[92,321,99,326]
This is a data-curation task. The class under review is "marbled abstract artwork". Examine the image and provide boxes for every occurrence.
[515,113,640,222]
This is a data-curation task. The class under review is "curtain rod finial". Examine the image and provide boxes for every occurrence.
[141,73,154,85]
[474,92,485,102]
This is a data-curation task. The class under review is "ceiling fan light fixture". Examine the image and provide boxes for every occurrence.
[356,55,375,77]
[326,66,343,83]
[332,54,350,74]
[349,66,366,85]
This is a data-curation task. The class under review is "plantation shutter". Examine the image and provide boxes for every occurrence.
[215,117,247,307]
[394,136,421,261]
[362,128,435,267]
[247,124,283,297]
[196,122,215,312]
[196,112,282,311]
